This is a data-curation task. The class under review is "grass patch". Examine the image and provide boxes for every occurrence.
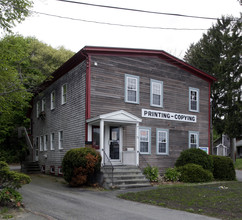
[235,159,242,170]
[118,182,242,219]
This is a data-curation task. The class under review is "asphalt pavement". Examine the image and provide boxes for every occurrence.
[16,174,220,220]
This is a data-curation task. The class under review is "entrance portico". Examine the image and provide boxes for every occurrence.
[86,110,142,166]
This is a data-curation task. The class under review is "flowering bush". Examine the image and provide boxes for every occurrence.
[0,188,22,207]
[164,168,181,182]
[143,166,159,182]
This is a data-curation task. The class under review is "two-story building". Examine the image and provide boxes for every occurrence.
[30,46,216,176]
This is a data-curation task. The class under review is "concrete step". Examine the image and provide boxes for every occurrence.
[101,165,151,189]
[21,161,41,174]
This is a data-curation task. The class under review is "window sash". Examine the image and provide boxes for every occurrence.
[41,98,46,112]
[125,75,139,104]
[59,131,63,149]
[44,135,48,151]
[156,129,169,155]
[50,133,55,150]
[139,128,150,154]
[40,136,44,151]
[62,84,67,104]
[189,132,199,149]
[51,91,55,110]
[189,88,199,112]
[36,101,40,117]
[151,80,163,107]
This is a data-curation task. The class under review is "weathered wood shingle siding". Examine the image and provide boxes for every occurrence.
[90,55,209,172]
[31,61,86,174]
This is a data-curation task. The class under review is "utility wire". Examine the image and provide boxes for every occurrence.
[56,0,227,21]
[32,11,208,31]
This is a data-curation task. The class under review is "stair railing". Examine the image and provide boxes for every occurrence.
[139,152,151,170]
[102,149,114,187]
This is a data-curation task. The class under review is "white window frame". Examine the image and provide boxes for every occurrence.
[50,133,55,150]
[139,127,151,154]
[58,131,63,150]
[40,136,44,151]
[61,84,67,105]
[44,135,48,151]
[50,91,56,110]
[150,79,163,108]
[189,87,199,112]
[42,97,46,112]
[189,131,199,149]
[36,101,40,118]
[125,74,139,104]
[156,128,169,155]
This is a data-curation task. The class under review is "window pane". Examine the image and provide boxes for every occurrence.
[93,127,100,147]
[128,78,137,90]
[153,94,160,105]
[159,132,167,143]
[153,83,161,95]
[159,143,166,153]
[128,90,136,102]
[140,142,148,153]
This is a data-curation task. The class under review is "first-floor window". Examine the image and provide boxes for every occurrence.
[50,133,55,150]
[156,129,169,155]
[58,131,63,149]
[92,126,100,149]
[189,131,199,148]
[40,136,44,151]
[44,135,48,151]
[139,127,151,154]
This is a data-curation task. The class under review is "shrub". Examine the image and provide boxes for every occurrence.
[175,148,213,172]
[143,166,159,182]
[0,188,22,207]
[62,147,101,186]
[211,155,235,181]
[177,163,213,183]
[164,168,181,182]
[0,161,31,189]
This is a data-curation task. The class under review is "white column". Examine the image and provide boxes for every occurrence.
[100,119,104,166]
[135,122,139,166]
[87,124,92,142]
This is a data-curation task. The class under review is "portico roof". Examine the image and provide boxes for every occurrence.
[86,110,142,124]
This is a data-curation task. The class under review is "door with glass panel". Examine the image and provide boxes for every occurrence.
[109,127,120,160]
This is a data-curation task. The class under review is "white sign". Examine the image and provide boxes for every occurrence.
[142,109,197,123]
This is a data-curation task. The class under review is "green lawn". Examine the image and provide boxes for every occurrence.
[119,182,242,220]
[235,158,242,170]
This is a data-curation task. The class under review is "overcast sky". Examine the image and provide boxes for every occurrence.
[4,0,242,58]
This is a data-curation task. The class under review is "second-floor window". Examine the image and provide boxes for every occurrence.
[189,88,199,112]
[51,91,55,110]
[125,74,139,104]
[61,84,67,105]
[42,98,46,112]
[150,79,163,107]
[36,101,41,118]
[44,135,48,151]
[40,136,44,151]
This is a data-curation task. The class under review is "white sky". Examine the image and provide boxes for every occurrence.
[3,0,242,59]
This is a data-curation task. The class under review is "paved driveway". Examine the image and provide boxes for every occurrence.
[18,174,219,220]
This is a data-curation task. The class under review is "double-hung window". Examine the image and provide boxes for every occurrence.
[189,131,199,149]
[58,131,63,149]
[42,98,46,112]
[36,101,41,118]
[156,129,169,155]
[61,84,67,105]
[40,136,44,151]
[50,133,55,150]
[50,91,56,110]
[125,74,139,104]
[139,127,151,154]
[189,88,199,112]
[44,135,48,151]
[150,79,163,107]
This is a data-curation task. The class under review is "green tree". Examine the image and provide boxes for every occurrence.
[0,0,33,32]
[0,35,74,159]
[184,16,242,161]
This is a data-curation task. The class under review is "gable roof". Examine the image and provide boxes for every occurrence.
[36,46,216,94]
